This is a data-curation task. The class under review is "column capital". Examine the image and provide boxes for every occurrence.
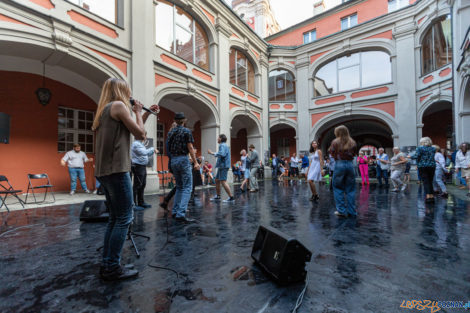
[416,124,424,128]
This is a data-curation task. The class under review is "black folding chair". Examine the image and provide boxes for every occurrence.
[0,175,25,212]
[24,173,56,204]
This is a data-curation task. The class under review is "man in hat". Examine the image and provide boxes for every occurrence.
[166,112,199,223]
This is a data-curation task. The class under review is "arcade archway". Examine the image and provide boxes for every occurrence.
[422,100,453,149]
[230,113,262,165]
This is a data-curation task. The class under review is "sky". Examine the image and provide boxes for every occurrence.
[223,0,318,30]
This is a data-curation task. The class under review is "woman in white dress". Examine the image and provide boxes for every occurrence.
[307,141,324,201]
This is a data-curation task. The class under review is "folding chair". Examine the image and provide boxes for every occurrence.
[0,175,25,212]
[24,173,56,204]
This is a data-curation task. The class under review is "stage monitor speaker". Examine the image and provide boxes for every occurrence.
[251,225,312,285]
[0,112,10,144]
[79,200,109,222]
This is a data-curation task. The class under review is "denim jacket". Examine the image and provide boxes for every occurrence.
[214,143,230,169]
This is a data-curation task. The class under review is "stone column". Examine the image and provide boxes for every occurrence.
[416,123,424,140]
[131,0,159,193]
[296,56,310,151]
[259,55,270,177]
[393,20,418,146]
[201,124,219,163]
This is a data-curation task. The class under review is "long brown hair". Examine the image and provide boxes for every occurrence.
[92,78,132,131]
[332,125,355,151]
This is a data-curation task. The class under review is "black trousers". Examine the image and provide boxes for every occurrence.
[164,187,176,203]
[419,167,435,195]
[131,164,147,205]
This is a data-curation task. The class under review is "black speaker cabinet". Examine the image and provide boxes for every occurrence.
[0,112,10,144]
[79,200,109,222]
[251,225,312,285]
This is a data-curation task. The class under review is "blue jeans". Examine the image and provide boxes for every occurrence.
[97,172,134,270]
[333,160,356,216]
[68,167,87,191]
[433,167,447,193]
[376,165,389,186]
[171,156,193,218]
[457,170,467,186]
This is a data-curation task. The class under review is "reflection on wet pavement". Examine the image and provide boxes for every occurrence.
[1,182,470,312]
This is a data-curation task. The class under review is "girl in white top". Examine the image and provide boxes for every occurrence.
[307,140,324,201]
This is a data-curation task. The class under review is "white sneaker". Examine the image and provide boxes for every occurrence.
[70,190,75,195]
[210,196,221,201]
[222,197,235,203]
[401,184,407,191]
[85,189,91,194]
[93,189,98,195]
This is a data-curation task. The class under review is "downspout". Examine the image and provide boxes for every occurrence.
[450,1,456,148]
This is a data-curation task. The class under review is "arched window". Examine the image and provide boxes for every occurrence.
[229,48,255,94]
[269,69,296,102]
[155,0,209,71]
[421,15,452,75]
[314,51,391,97]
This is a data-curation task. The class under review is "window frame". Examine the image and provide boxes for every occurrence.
[269,69,296,102]
[155,0,210,71]
[313,51,392,97]
[303,29,317,44]
[388,0,408,13]
[58,107,95,153]
[230,48,256,94]
[420,15,453,76]
[341,13,358,31]
[65,0,118,25]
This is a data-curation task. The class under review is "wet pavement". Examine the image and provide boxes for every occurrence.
[1,181,470,313]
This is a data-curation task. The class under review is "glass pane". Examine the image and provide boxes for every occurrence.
[229,49,236,85]
[67,119,74,129]
[87,134,93,143]
[86,144,93,153]
[303,33,309,44]
[341,17,348,30]
[247,60,255,94]
[58,132,65,142]
[155,0,174,51]
[58,108,65,117]
[350,14,357,26]
[315,61,337,96]
[86,112,93,121]
[338,65,360,91]
[195,22,209,70]
[338,53,360,68]
[78,121,86,130]
[58,142,65,152]
[78,133,85,142]
[269,75,276,101]
[361,51,391,87]
[66,143,74,151]
[237,53,247,90]
[58,118,66,128]
[86,122,93,130]
[422,27,433,74]
[175,6,193,31]
[78,111,85,120]
[285,71,296,101]
[435,17,452,68]
[175,26,193,63]
[67,133,74,142]
[66,109,73,118]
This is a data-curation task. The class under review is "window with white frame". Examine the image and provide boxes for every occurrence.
[388,0,408,12]
[58,107,94,153]
[303,29,317,44]
[341,13,357,30]
[66,0,117,23]
[156,122,165,155]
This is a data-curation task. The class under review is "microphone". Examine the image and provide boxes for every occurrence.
[130,98,158,116]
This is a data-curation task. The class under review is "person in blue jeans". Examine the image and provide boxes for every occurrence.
[93,78,158,281]
[208,134,234,202]
[61,144,93,195]
[167,112,200,223]
[329,125,358,218]
[376,147,390,187]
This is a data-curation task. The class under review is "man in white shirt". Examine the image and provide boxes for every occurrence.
[290,153,300,178]
[455,142,470,196]
[131,136,157,209]
[376,147,390,187]
[61,144,93,195]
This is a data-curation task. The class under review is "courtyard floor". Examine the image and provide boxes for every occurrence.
[1,181,470,312]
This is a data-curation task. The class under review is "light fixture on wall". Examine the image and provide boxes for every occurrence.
[35,62,51,106]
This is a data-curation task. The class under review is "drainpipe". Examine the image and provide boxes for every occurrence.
[450,1,456,148]
[267,44,273,157]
